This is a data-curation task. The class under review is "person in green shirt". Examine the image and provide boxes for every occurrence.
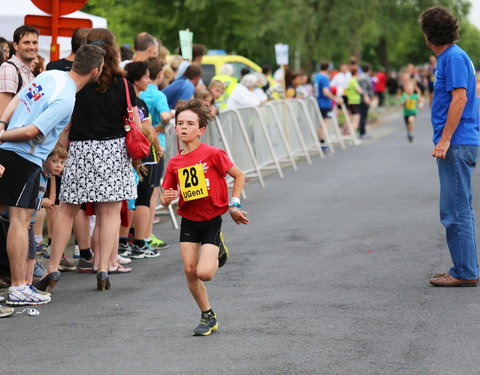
[211,64,238,110]
[400,82,419,142]
[345,67,363,134]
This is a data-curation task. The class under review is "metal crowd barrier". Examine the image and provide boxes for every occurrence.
[157,98,357,228]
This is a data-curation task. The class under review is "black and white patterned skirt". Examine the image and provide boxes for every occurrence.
[60,137,137,204]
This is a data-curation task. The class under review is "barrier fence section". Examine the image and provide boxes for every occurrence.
[259,104,298,170]
[267,101,312,164]
[306,96,345,150]
[157,97,355,228]
[288,99,325,158]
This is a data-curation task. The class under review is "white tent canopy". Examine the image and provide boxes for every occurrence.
[0,0,107,62]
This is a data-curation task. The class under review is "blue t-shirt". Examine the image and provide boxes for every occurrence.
[313,72,332,110]
[162,76,195,109]
[140,83,170,149]
[431,44,479,145]
[0,70,76,166]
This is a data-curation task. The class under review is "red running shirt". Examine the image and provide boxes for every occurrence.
[162,143,234,221]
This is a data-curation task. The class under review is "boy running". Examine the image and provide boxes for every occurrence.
[400,82,419,142]
[160,99,249,336]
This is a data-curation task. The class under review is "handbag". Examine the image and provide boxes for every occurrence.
[122,78,150,160]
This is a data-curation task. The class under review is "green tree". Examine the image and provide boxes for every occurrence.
[81,0,480,73]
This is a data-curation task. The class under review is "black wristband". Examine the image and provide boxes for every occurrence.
[0,120,7,127]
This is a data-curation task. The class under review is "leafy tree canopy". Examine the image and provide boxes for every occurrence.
[82,0,480,72]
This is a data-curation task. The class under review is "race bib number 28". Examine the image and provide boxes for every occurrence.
[178,164,209,201]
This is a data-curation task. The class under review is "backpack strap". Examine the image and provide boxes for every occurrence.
[4,61,23,94]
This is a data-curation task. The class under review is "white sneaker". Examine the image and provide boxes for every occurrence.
[0,305,15,318]
[117,254,131,265]
[6,284,51,306]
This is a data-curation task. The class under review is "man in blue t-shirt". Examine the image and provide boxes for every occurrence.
[163,63,202,109]
[314,62,340,118]
[313,62,341,143]
[0,45,104,306]
[421,6,480,287]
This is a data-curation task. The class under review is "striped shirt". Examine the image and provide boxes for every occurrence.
[0,55,35,94]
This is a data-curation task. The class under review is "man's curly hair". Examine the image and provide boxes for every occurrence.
[420,6,459,46]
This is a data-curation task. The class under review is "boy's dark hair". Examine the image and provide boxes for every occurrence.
[124,61,149,83]
[240,67,250,77]
[120,46,134,61]
[361,63,371,73]
[49,143,68,160]
[292,73,302,81]
[134,32,157,52]
[175,98,214,129]
[71,28,90,53]
[420,6,459,46]
[183,63,202,80]
[13,25,39,44]
[146,57,164,80]
[192,44,206,60]
[262,64,271,75]
[72,45,105,75]
[320,61,329,71]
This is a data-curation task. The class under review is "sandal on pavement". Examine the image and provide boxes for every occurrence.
[108,265,132,274]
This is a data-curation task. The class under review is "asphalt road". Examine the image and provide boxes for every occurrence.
[2,106,480,375]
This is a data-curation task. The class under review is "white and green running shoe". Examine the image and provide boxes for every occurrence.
[147,234,169,250]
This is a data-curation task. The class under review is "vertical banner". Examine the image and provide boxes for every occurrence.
[179,30,193,61]
[275,43,289,66]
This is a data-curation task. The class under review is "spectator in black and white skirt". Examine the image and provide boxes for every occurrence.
[38,28,142,293]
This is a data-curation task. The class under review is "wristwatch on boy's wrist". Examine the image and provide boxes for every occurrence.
[228,197,242,208]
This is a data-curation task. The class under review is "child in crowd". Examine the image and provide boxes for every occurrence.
[139,57,173,252]
[28,144,67,284]
[1,143,66,304]
[400,83,419,143]
[195,89,217,116]
[121,61,163,260]
[42,143,77,271]
[208,79,225,107]
[160,99,249,336]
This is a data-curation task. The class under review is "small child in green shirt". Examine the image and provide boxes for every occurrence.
[400,83,419,143]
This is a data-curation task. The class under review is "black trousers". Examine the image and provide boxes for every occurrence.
[0,219,10,277]
[359,101,370,136]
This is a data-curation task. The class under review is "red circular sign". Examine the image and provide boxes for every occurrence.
[32,0,88,16]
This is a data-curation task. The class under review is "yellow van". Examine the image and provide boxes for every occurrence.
[201,55,261,85]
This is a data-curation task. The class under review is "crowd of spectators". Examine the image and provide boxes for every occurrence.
[0,23,439,316]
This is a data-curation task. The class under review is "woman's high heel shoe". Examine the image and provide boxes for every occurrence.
[34,271,61,292]
[97,272,110,291]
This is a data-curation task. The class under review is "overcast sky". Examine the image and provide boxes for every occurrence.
[468,0,480,29]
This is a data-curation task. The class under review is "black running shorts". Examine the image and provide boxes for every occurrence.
[180,215,222,246]
[151,157,164,188]
[136,164,154,207]
[404,114,416,125]
[0,150,41,209]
